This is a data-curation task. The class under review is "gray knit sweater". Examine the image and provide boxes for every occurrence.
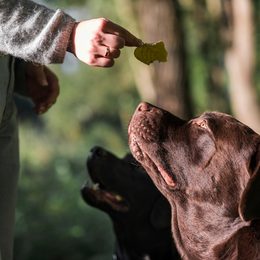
[0,0,76,64]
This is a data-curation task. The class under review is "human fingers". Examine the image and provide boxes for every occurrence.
[86,56,115,68]
[42,67,59,107]
[35,66,48,86]
[72,18,135,67]
[26,63,48,86]
[78,44,120,66]
[106,48,121,59]
[102,19,142,47]
[101,33,125,49]
[37,67,59,114]
[97,45,121,59]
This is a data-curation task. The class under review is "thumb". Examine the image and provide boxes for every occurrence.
[103,19,143,47]
[124,33,143,47]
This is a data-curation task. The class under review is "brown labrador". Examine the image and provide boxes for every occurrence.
[128,102,260,260]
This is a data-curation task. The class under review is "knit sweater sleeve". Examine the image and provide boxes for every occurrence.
[0,0,76,64]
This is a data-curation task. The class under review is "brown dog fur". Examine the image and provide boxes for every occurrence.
[128,102,260,260]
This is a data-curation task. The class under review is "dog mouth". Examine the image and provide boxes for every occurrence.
[81,180,130,213]
[130,139,176,188]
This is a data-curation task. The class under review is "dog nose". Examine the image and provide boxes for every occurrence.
[90,146,107,157]
[137,102,152,112]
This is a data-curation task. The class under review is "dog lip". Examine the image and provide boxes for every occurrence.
[130,139,176,188]
[81,183,130,212]
[144,152,176,188]
[129,138,144,161]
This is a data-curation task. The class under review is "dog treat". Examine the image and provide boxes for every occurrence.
[134,41,168,65]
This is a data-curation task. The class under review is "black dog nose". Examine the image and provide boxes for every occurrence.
[137,102,152,112]
[87,146,107,168]
[90,146,107,157]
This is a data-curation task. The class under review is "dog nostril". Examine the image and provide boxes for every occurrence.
[137,102,151,112]
[90,146,106,157]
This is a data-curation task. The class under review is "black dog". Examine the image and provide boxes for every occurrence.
[81,146,180,260]
[128,102,260,260]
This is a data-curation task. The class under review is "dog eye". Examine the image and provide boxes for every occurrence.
[194,119,208,129]
[199,120,207,129]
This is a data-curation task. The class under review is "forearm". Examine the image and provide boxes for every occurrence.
[0,0,75,64]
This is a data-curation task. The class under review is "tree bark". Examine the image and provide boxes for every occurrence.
[223,0,260,133]
[113,0,157,104]
[114,0,192,119]
[137,0,192,118]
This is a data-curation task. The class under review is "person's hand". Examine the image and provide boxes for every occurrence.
[69,18,142,67]
[25,63,60,114]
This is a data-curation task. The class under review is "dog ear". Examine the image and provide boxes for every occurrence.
[239,143,260,221]
[150,197,171,229]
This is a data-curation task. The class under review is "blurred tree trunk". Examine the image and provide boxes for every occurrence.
[113,0,157,104]
[191,0,229,113]
[136,0,192,118]
[114,0,192,119]
[223,0,260,133]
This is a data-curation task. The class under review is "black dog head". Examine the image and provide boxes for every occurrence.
[81,146,179,260]
[128,102,260,259]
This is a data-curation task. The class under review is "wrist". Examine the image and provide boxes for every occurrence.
[67,22,79,55]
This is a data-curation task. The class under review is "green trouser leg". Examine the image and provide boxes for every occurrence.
[0,56,19,260]
[0,105,19,260]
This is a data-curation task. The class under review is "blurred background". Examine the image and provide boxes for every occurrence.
[14,0,260,259]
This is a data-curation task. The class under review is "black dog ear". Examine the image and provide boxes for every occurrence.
[150,197,171,229]
[239,143,260,221]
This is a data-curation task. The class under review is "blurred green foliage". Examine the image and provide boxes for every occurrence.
[14,0,260,259]
[15,48,140,258]
[15,0,140,256]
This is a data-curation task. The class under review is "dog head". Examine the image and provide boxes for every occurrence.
[128,102,260,223]
[81,146,177,259]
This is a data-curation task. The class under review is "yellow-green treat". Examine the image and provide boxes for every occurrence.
[134,41,168,65]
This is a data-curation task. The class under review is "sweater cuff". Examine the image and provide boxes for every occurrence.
[50,9,76,64]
